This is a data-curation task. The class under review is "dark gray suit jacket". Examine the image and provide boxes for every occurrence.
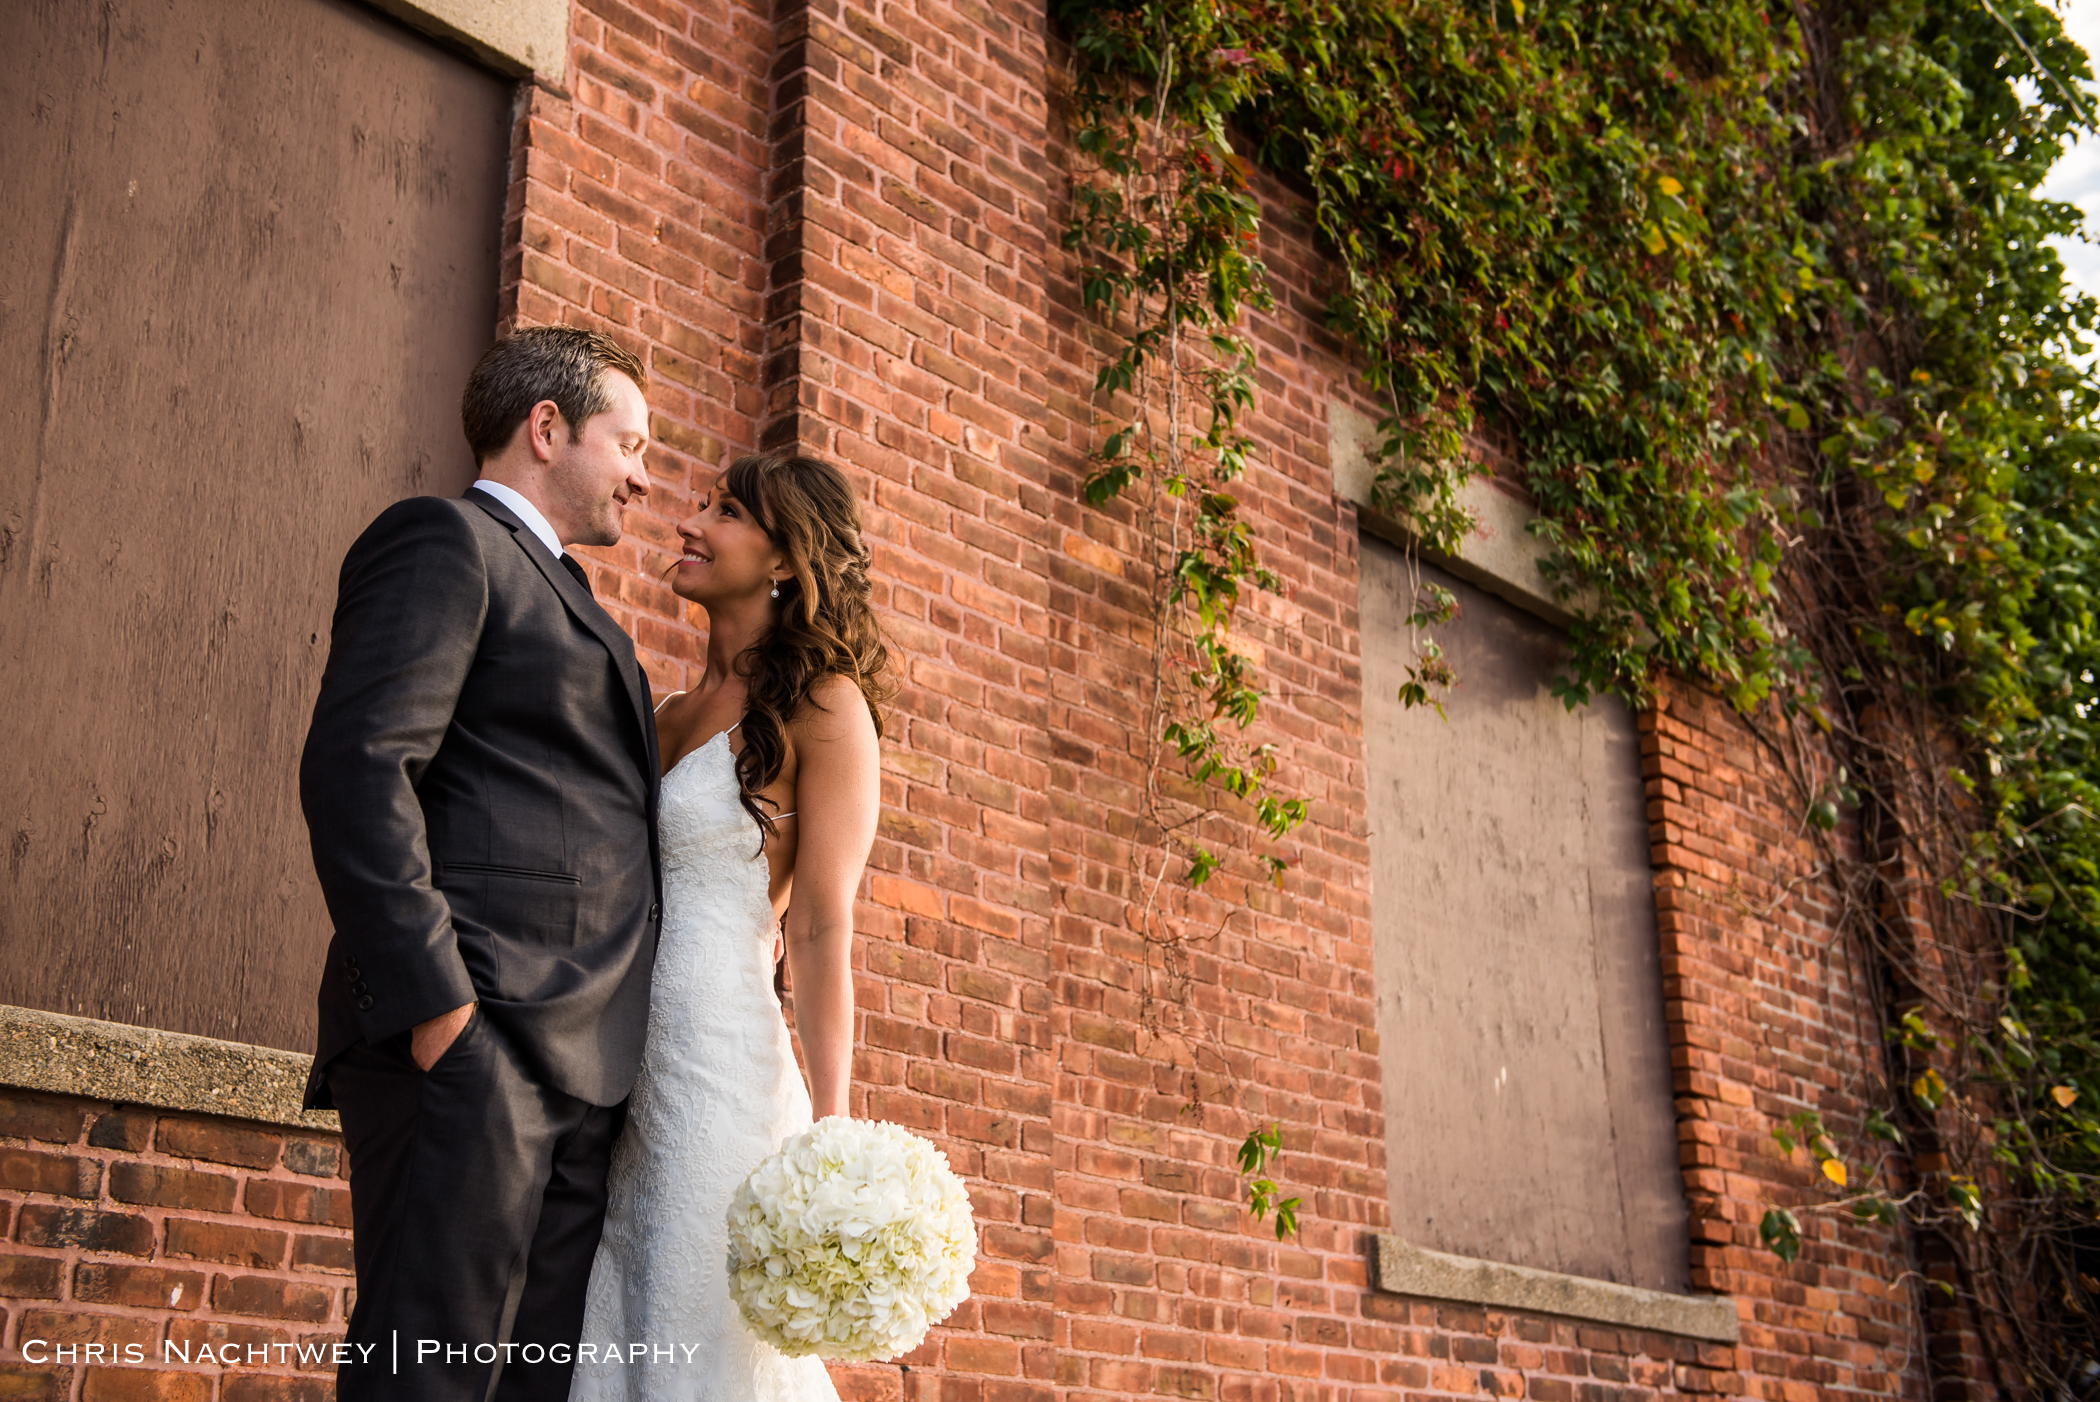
[300,488,661,1109]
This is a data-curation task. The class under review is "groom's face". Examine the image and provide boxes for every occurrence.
[545,370,651,548]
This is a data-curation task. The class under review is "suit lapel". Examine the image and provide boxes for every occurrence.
[465,489,658,793]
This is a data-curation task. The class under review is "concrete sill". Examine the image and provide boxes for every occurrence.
[0,1004,336,1133]
[360,0,571,82]
[1373,1234,1740,1343]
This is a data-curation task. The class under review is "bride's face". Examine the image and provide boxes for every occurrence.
[672,477,786,607]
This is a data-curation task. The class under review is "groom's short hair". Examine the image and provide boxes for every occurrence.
[461,327,648,464]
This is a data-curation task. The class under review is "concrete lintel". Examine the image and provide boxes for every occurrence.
[1329,399,1581,629]
[1373,1234,1740,1343]
[358,0,570,81]
[0,1004,337,1134]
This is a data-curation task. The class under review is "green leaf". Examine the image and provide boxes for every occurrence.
[1760,1207,1802,1264]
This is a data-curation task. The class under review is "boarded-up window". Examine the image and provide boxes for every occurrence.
[1360,537,1689,1290]
[0,0,509,1050]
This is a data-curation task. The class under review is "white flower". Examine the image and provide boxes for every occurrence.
[725,1117,977,1362]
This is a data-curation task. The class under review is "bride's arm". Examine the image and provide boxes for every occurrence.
[782,672,881,1119]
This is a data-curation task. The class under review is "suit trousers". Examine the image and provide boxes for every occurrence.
[326,1010,623,1402]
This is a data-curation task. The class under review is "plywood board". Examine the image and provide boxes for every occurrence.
[0,0,508,1050]
[1361,540,1689,1290]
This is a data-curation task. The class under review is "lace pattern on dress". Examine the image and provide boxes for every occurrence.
[568,731,838,1401]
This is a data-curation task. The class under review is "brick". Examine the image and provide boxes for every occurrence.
[0,1148,100,1199]
[73,1263,206,1310]
[79,1370,214,1402]
[155,1117,282,1170]
[164,1219,287,1269]
[243,1179,354,1228]
[280,1138,341,1178]
[14,1309,160,1351]
[220,1379,334,1402]
[945,1336,1021,1373]
[0,1252,64,1299]
[212,1274,333,1323]
[15,1205,155,1257]
[0,1095,86,1144]
[86,1111,153,1153]
[0,1366,70,1402]
[290,1233,354,1275]
[107,1162,236,1213]
[162,1317,292,1359]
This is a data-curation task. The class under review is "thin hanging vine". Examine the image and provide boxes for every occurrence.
[1064,7,1306,896]
[1061,2,1313,1235]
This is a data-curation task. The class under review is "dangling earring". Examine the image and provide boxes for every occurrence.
[770,582,780,599]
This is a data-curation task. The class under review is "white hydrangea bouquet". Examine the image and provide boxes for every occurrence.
[725,1116,976,1361]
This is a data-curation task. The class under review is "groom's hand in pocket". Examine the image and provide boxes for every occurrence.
[411,1002,477,1071]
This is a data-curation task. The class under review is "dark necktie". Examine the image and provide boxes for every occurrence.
[559,554,593,595]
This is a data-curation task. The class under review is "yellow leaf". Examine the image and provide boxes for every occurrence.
[1641,222,1666,255]
[1657,176,1683,197]
[2053,1085,2079,1108]
[1821,1158,1848,1187]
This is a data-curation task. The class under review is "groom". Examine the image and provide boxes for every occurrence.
[300,327,663,1401]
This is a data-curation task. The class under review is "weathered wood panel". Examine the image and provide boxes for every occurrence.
[0,0,509,1050]
[1361,540,1690,1291]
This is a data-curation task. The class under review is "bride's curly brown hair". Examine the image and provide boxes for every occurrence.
[718,451,892,837]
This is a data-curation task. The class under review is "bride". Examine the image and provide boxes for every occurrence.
[568,452,887,1401]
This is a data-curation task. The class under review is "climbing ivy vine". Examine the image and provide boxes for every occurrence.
[1058,0,2100,1385]
[1062,17,1304,899]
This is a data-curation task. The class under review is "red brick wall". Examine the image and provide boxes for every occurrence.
[0,1092,350,1401]
[763,0,1067,1394]
[0,0,1981,1396]
[1645,689,1931,1400]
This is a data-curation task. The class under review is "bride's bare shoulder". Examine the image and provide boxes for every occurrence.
[790,673,877,747]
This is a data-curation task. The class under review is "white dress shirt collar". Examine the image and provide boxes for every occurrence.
[471,479,564,559]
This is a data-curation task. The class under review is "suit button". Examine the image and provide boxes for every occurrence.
[649,903,661,922]
[341,956,359,971]
[350,982,369,996]
[356,995,375,1011]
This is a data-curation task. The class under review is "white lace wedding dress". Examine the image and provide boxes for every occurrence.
[568,727,838,1401]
